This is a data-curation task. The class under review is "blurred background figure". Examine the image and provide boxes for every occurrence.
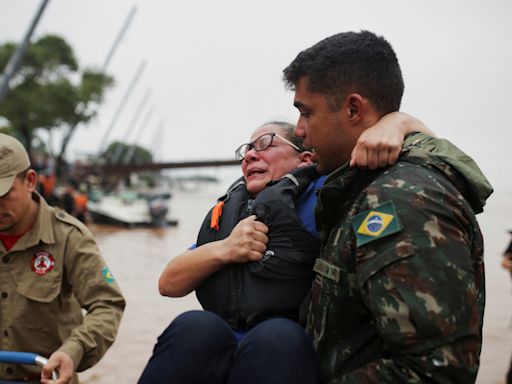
[502,231,512,277]
[60,183,89,224]
[61,184,76,216]
[503,231,512,384]
[73,183,89,223]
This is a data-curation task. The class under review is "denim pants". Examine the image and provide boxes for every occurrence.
[138,310,320,384]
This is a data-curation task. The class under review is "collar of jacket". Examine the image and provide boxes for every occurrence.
[315,163,359,243]
[11,191,56,251]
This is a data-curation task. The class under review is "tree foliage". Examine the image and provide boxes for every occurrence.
[103,141,153,165]
[0,34,113,167]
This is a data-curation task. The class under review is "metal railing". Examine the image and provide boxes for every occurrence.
[0,351,58,383]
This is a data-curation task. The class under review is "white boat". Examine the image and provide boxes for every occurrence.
[87,190,178,227]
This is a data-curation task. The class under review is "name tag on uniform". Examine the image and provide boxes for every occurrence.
[313,258,340,282]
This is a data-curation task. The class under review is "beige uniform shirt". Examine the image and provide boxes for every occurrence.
[0,193,125,382]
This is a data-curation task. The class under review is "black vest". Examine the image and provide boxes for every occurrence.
[196,166,321,329]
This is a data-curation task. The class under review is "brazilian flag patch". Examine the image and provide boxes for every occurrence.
[351,201,402,247]
[102,266,116,284]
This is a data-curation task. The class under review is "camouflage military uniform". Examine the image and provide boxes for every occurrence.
[0,192,125,383]
[307,134,493,383]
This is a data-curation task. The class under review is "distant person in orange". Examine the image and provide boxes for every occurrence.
[38,171,58,205]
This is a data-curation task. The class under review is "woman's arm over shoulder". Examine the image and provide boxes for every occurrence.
[351,111,435,169]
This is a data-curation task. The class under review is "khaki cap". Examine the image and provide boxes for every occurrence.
[0,133,30,196]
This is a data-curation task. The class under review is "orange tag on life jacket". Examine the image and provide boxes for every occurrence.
[210,201,225,230]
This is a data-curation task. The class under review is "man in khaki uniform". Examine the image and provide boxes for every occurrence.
[0,133,125,383]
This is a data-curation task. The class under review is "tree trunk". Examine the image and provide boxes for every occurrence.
[56,122,77,178]
[19,125,33,163]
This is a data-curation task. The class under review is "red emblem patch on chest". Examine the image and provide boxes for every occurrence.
[30,251,56,276]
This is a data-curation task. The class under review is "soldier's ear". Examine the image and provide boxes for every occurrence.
[26,169,38,192]
[346,94,363,120]
[346,93,375,125]
[298,151,313,166]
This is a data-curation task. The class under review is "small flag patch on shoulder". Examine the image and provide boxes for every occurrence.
[102,266,115,284]
[351,201,402,246]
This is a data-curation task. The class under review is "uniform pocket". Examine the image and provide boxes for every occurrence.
[13,280,62,332]
[10,248,62,303]
[14,270,61,303]
[15,278,61,303]
[12,262,62,331]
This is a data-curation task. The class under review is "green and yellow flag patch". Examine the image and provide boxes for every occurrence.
[351,201,402,247]
[102,266,116,284]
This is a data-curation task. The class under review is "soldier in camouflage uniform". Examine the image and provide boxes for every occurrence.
[283,31,493,383]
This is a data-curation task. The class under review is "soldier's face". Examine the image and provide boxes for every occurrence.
[293,77,357,174]
[0,172,35,234]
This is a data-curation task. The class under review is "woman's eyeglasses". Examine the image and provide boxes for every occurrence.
[235,133,302,161]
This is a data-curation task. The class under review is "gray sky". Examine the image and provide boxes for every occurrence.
[1,0,511,191]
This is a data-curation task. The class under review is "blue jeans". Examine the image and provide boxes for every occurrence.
[138,310,320,384]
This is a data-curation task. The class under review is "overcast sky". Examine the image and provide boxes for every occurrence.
[1,0,511,191]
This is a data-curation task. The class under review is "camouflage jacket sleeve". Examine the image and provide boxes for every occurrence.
[402,132,493,212]
[337,162,484,383]
[59,222,126,371]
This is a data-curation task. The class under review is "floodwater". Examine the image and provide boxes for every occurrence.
[78,187,512,384]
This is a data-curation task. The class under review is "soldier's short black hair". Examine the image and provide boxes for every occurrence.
[282,30,404,115]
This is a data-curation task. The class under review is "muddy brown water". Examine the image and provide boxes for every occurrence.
[78,189,512,384]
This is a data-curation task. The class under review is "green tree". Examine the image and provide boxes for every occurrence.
[0,34,113,173]
[99,141,154,190]
[103,141,153,165]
